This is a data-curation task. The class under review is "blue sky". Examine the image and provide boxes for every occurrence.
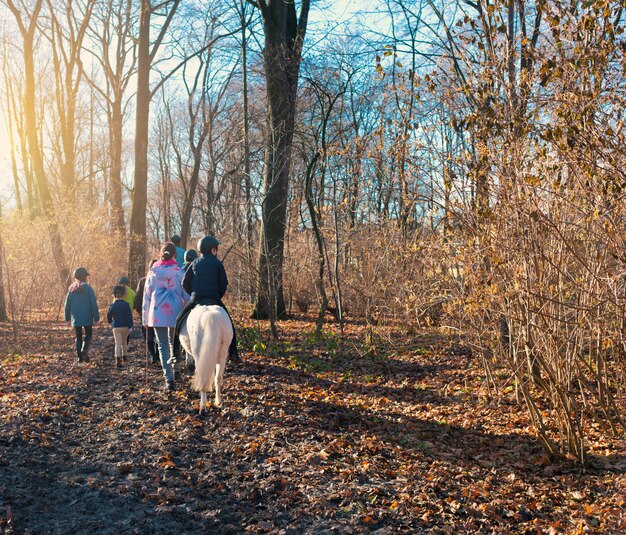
[0,0,387,205]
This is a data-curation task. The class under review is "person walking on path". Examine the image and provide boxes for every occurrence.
[118,276,135,345]
[171,234,186,268]
[182,248,197,272]
[118,276,136,310]
[135,259,159,364]
[64,267,99,363]
[142,243,189,391]
[174,235,241,365]
[107,285,133,368]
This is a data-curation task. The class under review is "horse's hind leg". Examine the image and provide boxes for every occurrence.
[214,341,229,407]
[199,390,207,415]
[186,351,195,373]
[214,364,222,407]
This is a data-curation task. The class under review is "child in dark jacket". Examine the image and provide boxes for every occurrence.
[135,259,159,364]
[182,248,198,272]
[107,285,133,367]
[64,267,99,363]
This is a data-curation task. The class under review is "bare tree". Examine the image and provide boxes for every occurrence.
[86,0,137,235]
[235,0,256,277]
[4,0,69,286]
[127,0,180,284]
[250,0,311,320]
[300,69,349,332]
[178,13,237,248]
[0,31,38,217]
[0,44,23,214]
[44,0,95,198]
[0,223,7,322]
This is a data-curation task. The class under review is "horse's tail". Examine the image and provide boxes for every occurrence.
[191,307,231,392]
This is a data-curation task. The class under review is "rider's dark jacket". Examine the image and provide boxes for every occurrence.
[182,253,227,303]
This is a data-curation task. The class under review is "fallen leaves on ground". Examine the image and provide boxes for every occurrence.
[0,314,625,534]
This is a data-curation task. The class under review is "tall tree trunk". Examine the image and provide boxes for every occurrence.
[254,71,296,319]
[8,129,23,215]
[87,0,136,236]
[205,166,216,235]
[2,69,23,214]
[0,231,7,323]
[109,98,126,234]
[21,134,35,218]
[127,0,152,285]
[6,50,36,218]
[59,99,77,195]
[127,0,179,285]
[304,153,327,333]
[252,0,310,320]
[7,0,69,286]
[47,0,94,199]
[88,84,95,202]
[348,141,363,230]
[241,2,254,290]
[180,146,204,248]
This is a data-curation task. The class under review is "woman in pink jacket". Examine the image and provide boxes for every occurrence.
[142,242,189,391]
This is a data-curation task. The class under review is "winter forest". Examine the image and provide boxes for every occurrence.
[1,1,626,533]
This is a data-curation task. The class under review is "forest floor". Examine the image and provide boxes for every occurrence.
[1,311,625,535]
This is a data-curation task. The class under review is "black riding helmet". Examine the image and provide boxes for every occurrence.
[184,248,198,263]
[198,235,220,254]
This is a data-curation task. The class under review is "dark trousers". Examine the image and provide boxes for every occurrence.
[74,326,92,360]
[141,325,159,359]
[174,299,238,359]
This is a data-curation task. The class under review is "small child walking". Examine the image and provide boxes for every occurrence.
[64,267,99,363]
[107,285,133,367]
[118,276,135,345]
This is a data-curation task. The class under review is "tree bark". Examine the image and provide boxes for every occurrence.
[252,0,310,320]
[127,0,179,285]
[127,0,152,284]
[109,98,126,233]
[240,1,254,286]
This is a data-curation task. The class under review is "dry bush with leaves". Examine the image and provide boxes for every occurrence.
[447,173,626,461]
[417,0,626,462]
[1,204,126,322]
[437,2,626,460]
[280,222,457,329]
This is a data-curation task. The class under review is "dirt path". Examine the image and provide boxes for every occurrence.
[1,319,625,534]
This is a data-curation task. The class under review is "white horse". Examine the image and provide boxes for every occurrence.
[178,305,233,413]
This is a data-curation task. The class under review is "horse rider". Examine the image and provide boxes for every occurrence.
[173,235,242,365]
